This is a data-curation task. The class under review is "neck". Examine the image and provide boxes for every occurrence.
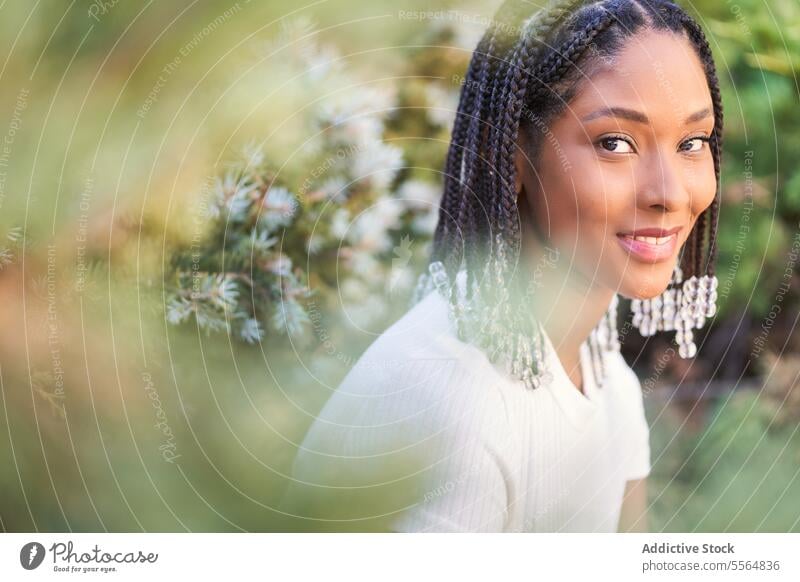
[524,245,614,391]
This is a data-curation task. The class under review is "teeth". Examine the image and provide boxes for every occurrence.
[624,234,674,245]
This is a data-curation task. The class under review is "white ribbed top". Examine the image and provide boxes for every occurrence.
[286,286,651,532]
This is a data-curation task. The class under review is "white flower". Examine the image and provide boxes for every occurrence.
[250,229,277,254]
[269,254,293,277]
[240,317,264,343]
[318,176,347,202]
[272,298,310,336]
[316,88,394,143]
[260,186,298,231]
[446,11,485,51]
[240,140,265,169]
[219,174,257,222]
[306,233,324,254]
[215,275,239,309]
[339,117,384,146]
[340,277,369,302]
[412,208,439,235]
[351,142,404,191]
[396,179,441,211]
[424,83,459,128]
[166,297,193,324]
[330,208,351,240]
[347,251,382,278]
[348,198,404,252]
[301,44,341,82]
[205,173,234,219]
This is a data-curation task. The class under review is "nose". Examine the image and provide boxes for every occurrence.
[637,148,690,213]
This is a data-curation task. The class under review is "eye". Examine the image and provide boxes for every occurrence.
[679,136,711,153]
[597,135,635,154]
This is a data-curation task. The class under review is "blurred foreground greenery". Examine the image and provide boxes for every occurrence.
[0,0,798,532]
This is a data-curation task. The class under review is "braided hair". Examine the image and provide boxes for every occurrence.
[428,0,723,350]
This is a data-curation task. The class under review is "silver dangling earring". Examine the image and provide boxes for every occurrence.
[675,273,718,358]
[411,255,552,391]
[587,292,621,389]
[410,270,433,306]
[596,292,621,352]
[632,265,682,338]
[485,234,551,391]
[630,264,718,359]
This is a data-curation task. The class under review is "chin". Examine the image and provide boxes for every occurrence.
[616,267,675,300]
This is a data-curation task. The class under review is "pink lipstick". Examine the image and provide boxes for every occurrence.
[616,226,682,263]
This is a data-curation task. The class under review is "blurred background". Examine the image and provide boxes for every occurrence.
[0,0,798,532]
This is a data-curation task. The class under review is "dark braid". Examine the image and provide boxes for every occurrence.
[482,3,620,339]
[429,0,724,335]
[485,0,585,250]
[446,0,583,297]
[632,0,724,281]
[432,15,509,268]
[497,6,616,260]
[434,8,515,317]
[431,38,485,268]
[639,0,723,277]
[678,11,724,278]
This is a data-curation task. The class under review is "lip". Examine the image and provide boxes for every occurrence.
[618,226,683,237]
[616,226,682,263]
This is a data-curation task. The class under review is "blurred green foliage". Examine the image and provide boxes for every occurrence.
[650,387,800,532]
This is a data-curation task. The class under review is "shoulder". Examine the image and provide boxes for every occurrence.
[604,348,650,434]
[605,349,652,481]
[602,348,650,422]
[351,287,471,369]
[298,289,512,457]
[287,289,523,530]
[329,287,504,404]
[606,348,644,396]
[285,290,516,528]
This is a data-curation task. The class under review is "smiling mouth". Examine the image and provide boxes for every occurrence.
[615,232,678,262]
[619,233,676,245]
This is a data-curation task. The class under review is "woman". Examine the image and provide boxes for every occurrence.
[284,0,722,533]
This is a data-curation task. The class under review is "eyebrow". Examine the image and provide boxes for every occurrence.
[580,106,713,125]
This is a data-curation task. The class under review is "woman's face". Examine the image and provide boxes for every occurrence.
[515,29,717,300]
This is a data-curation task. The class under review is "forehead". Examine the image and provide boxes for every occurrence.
[568,29,713,124]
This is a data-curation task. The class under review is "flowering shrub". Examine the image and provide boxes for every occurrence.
[165,20,446,344]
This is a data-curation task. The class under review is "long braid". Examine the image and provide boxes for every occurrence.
[679,13,724,278]
[467,0,582,342]
[432,37,489,270]
[433,0,626,328]
[433,5,520,271]
[693,202,706,278]
[464,5,619,348]
[432,48,482,260]
[485,0,586,265]
[441,13,522,323]
[687,210,700,279]
[462,1,571,296]
[495,6,617,272]
[623,0,723,281]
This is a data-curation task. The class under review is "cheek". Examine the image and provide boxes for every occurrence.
[528,149,633,254]
[551,154,632,236]
[689,162,717,216]
[529,167,630,273]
